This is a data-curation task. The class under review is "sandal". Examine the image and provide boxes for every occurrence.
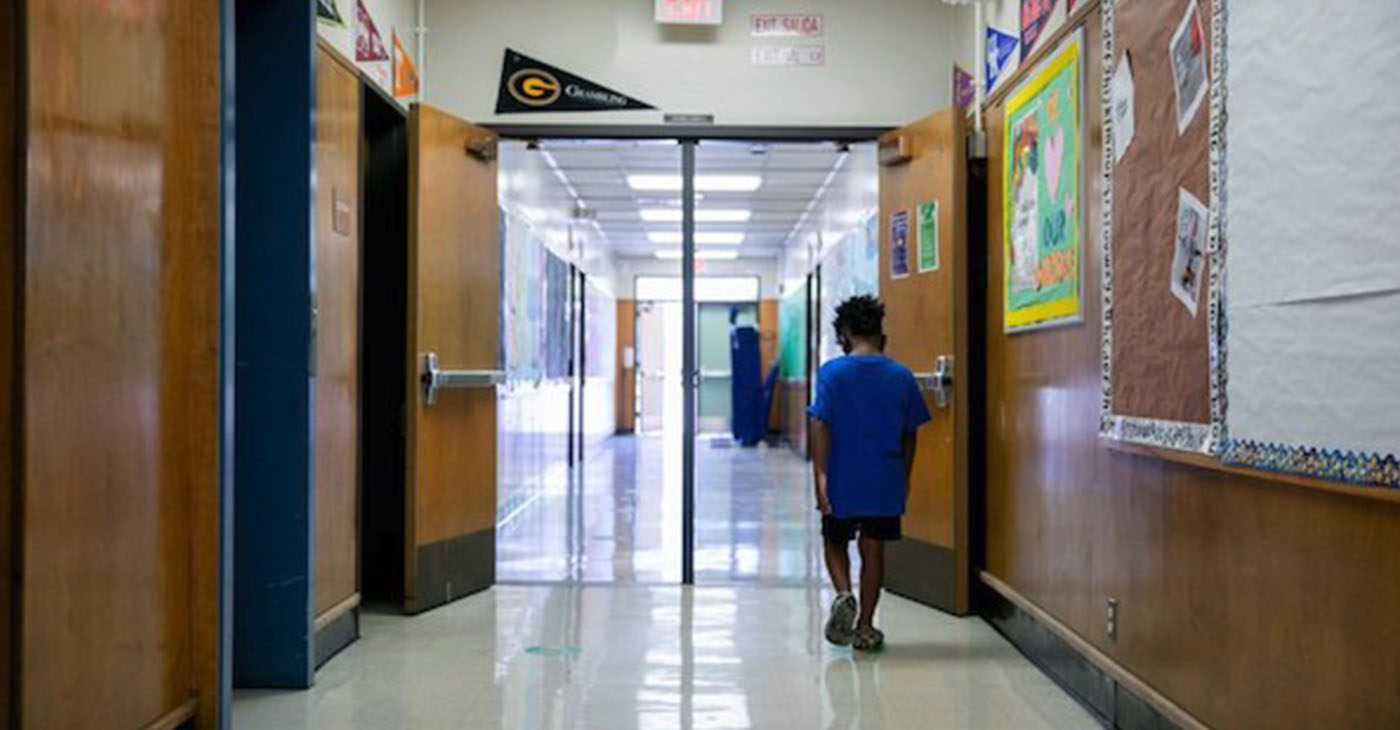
[852,625,884,651]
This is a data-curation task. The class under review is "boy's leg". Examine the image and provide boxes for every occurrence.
[823,536,852,594]
[856,535,885,628]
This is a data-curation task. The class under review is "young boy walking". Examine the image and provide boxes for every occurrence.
[807,295,931,651]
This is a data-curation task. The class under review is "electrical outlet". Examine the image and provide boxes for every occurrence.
[1106,597,1119,642]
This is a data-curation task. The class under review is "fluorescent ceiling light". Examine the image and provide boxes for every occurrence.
[647,231,746,245]
[639,208,752,223]
[654,250,741,260]
[627,175,763,192]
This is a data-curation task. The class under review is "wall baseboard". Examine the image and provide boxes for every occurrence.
[313,599,360,669]
[979,572,1210,730]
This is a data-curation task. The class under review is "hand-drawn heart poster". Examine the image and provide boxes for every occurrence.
[1002,30,1082,332]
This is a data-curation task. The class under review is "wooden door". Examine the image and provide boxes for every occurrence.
[403,104,499,614]
[14,0,222,727]
[313,43,362,648]
[878,109,972,615]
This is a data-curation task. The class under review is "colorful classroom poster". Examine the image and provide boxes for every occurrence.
[1003,31,1082,332]
[917,201,939,273]
[1020,0,1057,61]
[987,28,1019,93]
[954,65,974,107]
[890,210,910,279]
[355,0,392,89]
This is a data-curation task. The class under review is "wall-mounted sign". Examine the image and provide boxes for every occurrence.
[495,49,655,114]
[750,45,826,67]
[750,13,823,37]
[656,0,724,25]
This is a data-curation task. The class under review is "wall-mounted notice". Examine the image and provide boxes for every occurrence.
[1170,188,1208,317]
[1108,53,1136,164]
[1003,30,1082,332]
[1021,0,1057,62]
[890,210,911,279]
[750,46,826,67]
[656,0,723,26]
[917,201,939,273]
[1169,0,1207,134]
[750,13,823,37]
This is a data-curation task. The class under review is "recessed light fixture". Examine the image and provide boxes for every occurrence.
[655,250,741,260]
[647,231,746,245]
[639,208,752,223]
[627,175,763,192]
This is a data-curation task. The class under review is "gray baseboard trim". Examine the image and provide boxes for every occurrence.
[407,528,495,614]
[979,572,1208,730]
[312,603,359,669]
[883,537,958,614]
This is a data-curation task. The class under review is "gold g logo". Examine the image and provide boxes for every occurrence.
[508,69,561,107]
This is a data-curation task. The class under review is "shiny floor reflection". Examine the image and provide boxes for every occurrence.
[497,434,821,584]
[233,585,1100,730]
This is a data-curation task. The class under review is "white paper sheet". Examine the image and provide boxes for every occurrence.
[1226,2,1400,459]
[1170,188,1207,317]
[1109,54,1136,165]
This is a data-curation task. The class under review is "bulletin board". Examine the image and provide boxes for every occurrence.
[1099,0,1224,452]
[1218,2,1400,488]
[1001,30,1084,333]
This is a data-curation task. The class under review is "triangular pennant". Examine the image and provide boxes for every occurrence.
[317,0,345,27]
[496,49,655,114]
[1020,0,1058,61]
[953,64,974,107]
[355,0,389,63]
[986,27,1019,93]
[393,31,419,98]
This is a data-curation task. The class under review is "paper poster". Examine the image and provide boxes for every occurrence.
[1109,53,1136,164]
[890,210,910,279]
[954,65,974,107]
[1021,0,1057,61]
[1170,188,1208,317]
[1003,32,1082,332]
[917,201,939,273]
[987,28,1019,93]
[317,0,346,26]
[1169,0,1207,134]
[393,31,419,97]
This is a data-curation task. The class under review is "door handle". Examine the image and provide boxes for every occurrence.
[914,355,954,409]
[421,351,505,405]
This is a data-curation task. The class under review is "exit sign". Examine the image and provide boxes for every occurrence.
[655,0,723,25]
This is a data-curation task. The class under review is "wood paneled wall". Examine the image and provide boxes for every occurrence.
[984,7,1400,728]
[1,1,18,726]
[16,1,220,728]
[616,299,636,433]
[312,43,362,625]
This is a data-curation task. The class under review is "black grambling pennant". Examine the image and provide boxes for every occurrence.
[496,49,655,114]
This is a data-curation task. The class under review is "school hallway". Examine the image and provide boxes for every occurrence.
[234,436,1099,730]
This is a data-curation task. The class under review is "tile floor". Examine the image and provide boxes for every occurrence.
[233,435,1101,729]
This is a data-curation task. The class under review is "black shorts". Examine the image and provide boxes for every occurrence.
[822,515,902,542]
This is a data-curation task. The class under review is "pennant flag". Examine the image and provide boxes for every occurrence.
[393,31,419,98]
[986,27,1019,93]
[317,0,345,27]
[496,49,655,114]
[1020,0,1057,61]
[954,64,975,107]
[355,0,389,63]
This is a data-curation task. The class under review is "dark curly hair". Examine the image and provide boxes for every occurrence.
[834,295,885,340]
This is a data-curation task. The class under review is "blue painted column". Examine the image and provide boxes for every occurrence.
[232,0,316,689]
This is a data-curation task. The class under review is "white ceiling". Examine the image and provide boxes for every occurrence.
[498,139,863,260]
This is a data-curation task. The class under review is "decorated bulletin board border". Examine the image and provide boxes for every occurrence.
[1002,29,1085,333]
[1098,0,1225,454]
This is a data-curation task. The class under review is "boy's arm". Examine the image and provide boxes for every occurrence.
[811,418,832,514]
[901,430,918,499]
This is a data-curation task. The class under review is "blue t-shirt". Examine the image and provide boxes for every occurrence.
[806,354,932,518]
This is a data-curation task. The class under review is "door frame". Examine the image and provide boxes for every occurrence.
[491,127,888,586]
